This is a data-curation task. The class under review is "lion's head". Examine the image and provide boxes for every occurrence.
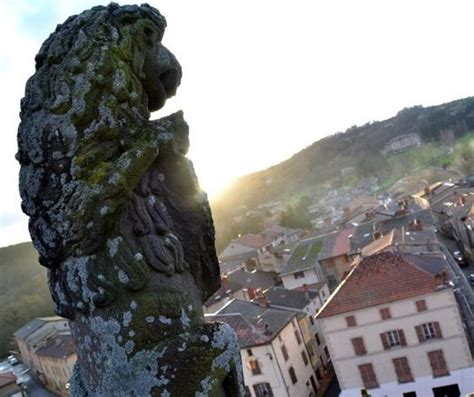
[17,3,183,316]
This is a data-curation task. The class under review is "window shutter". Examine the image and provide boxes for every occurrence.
[434,322,443,338]
[415,325,424,342]
[380,333,389,350]
[398,329,407,346]
[352,337,366,356]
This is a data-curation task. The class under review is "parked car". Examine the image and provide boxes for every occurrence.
[452,251,467,267]
[7,355,19,366]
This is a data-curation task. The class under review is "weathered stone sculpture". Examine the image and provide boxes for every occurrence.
[17,4,243,396]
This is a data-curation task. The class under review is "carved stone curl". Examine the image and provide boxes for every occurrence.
[17,3,243,396]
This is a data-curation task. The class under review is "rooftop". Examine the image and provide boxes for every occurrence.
[208,299,296,348]
[317,252,446,318]
[227,268,280,290]
[36,333,75,359]
[318,227,356,261]
[0,372,16,388]
[280,237,323,275]
[14,316,64,340]
[264,286,319,310]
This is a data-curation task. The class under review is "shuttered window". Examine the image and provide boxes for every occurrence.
[346,315,357,327]
[301,350,309,366]
[428,350,449,377]
[351,337,367,356]
[415,299,427,312]
[281,344,289,361]
[380,329,407,349]
[253,383,274,397]
[288,366,298,384]
[393,357,414,383]
[415,322,443,342]
[358,363,379,389]
[380,308,391,320]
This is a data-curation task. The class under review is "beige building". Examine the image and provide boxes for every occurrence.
[208,299,323,396]
[317,252,474,397]
[36,334,76,396]
[14,316,70,377]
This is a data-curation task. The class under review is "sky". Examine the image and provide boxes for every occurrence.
[2,0,474,247]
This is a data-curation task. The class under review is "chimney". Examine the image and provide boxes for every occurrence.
[459,196,466,206]
[424,186,431,196]
[256,289,269,306]
[264,324,271,335]
[408,219,423,232]
[221,274,229,291]
[372,230,382,241]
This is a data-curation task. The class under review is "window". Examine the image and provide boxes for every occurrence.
[247,349,253,356]
[281,344,289,361]
[345,315,357,327]
[253,382,273,397]
[301,350,309,366]
[315,332,321,345]
[380,329,406,349]
[358,363,379,389]
[428,350,449,377]
[380,307,391,320]
[294,271,305,279]
[247,359,262,375]
[310,316,314,325]
[415,322,442,342]
[351,337,367,356]
[415,299,427,312]
[393,357,414,383]
[294,330,302,345]
[288,366,298,384]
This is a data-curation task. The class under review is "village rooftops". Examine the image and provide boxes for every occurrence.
[263,286,319,311]
[280,236,323,276]
[208,299,298,348]
[360,228,440,257]
[316,252,447,318]
[318,227,356,261]
[227,268,280,290]
[14,316,64,340]
[227,234,273,250]
[36,333,75,359]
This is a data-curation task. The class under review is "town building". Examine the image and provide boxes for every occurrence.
[36,334,76,396]
[208,299,323,396]
[316,252,474,397]
[262,286,332,368]
[14,317,70,378]
[383,133,422,155]
[280,237,326,291]
[203,268,280,314]
[317,228,355,289]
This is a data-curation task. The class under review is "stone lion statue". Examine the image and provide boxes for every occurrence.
[17,3,243,396]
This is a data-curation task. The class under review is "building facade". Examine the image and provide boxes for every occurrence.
[317,252,474,397]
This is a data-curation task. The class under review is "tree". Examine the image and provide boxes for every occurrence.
[454,141,474,176]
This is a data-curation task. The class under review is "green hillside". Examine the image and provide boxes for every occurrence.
[211,97,474,252]
[0,242,54,357]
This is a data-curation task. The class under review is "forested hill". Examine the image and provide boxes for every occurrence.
[211,97,474,250]
[212,97,474,211]
[0,242,54,356]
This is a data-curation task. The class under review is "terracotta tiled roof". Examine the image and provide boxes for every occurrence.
[0,372,16,388]
[317,252,443,318]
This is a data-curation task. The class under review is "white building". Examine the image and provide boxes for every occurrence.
[316,252,474,397]
[280,237,326,291]
[208,299,322,396]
